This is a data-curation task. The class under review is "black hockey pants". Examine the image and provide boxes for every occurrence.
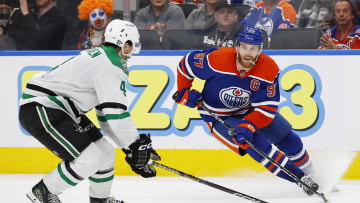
[19,102,103,161]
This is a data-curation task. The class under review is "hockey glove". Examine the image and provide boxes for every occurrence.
[173,88,202,108]
[123,133,161,178]
[232,121,256,149]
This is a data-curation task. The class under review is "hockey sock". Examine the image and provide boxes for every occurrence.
[89,137,116,198]
[262,147,303,183]
[43,143,103,194]
[89,168,114,198]
[43,161,84,194]
[276,131,314,175]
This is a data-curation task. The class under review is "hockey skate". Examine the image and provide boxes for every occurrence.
[298,174,319,196]
[90,196,126,203]
[26,179,61,203]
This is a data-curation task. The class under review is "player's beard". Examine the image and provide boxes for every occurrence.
[240,56,256,69]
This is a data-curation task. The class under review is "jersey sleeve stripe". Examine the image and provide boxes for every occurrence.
[177,64,193,80]
[95,102,127,111]
[184,52,196,78]
[97,112,131,122]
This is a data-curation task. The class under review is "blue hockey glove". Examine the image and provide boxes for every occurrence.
[173,88,202,108]
[232,121,256,149]
[123,134,161,178]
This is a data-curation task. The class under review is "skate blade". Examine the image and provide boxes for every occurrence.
[26,192,40,203]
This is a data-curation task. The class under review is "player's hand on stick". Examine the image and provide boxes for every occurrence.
[173,88,202,108]
[232,121,256,149]
[123,133,161,178]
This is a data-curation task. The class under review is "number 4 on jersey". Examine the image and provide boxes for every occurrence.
[120,81,126,96]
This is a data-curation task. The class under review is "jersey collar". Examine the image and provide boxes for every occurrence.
[101,45,128,75]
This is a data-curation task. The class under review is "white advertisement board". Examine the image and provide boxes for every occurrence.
[1,50,359,151]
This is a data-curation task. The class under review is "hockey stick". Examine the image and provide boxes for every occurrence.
[196,101,328,203]
[152,161,268,203]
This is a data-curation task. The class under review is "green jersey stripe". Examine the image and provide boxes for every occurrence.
[22,93,36,99]
[97,112,130,122]
[48,96,68,112]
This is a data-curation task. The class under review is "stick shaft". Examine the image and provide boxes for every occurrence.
[198,102,328,202]
[153,161,268,203]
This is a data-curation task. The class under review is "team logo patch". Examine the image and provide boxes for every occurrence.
[255,19,273,37]
[219,87,251,108]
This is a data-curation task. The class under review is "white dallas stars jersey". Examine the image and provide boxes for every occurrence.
[20,45,139,148]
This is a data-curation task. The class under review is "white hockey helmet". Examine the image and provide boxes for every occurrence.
[104,19,141,57]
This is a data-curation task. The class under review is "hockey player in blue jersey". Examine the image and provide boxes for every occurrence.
[174,27,320,196]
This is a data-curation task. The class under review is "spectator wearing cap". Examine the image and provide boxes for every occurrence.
[240,0,296,38]
[201,0,244,48]
[134,0,186,42]
[184,0,217,30]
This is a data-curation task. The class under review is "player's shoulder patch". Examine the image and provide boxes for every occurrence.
[207,47,237,73]
[250,53,279,83]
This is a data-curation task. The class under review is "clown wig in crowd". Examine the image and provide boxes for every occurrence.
[77,0,114,49]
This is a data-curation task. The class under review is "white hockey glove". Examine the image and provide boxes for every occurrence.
[123,133,161,178]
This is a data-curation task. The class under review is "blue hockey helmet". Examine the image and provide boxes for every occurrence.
[237,27,264,46]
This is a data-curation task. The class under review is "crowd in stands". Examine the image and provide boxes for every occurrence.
[0,0,360,50]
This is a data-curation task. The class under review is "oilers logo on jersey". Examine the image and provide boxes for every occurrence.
[255,20,274,37]
[220,87,251,108]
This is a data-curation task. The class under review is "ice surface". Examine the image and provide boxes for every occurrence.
[0,174,359,203]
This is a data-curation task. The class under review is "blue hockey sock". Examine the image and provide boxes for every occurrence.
[276,131,312,174]
[262,148,303,183]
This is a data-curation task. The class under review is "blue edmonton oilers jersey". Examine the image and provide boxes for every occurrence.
[177,47,280,129]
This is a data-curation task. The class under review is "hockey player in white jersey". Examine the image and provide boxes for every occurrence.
[19,19,160,203]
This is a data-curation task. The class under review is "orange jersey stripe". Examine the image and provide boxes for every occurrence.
[206,122,240,155]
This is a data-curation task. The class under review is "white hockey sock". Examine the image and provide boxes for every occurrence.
[89,138,116,198]
[289,147,315,177]
[43,142,103,194]
[89,168,114,198]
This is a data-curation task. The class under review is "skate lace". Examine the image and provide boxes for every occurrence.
[301,176,314,188]
[106,197,125,203]
[48,193,61,203]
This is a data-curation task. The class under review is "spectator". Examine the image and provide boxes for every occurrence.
[134,0,186,42]
[184,0,217,30]
[296,0,335,32]
[319,0,360,49]
[0,3,16,49]
[56,0,87,50]
[201,0,244,48]
[0,0,67,50]
[241,0,297,38]
[77,0,114,50]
